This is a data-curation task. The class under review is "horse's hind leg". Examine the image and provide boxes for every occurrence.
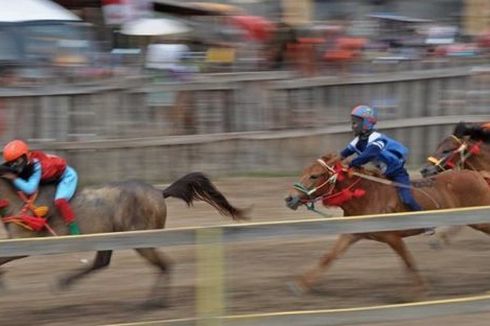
[429,226,465,249]
[135,248,172,307]
[0,256,28,290]
[57,250,113,290]
[468,223,490,236]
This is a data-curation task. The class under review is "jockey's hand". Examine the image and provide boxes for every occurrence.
[346,167,355,178]
[1,172,17,181]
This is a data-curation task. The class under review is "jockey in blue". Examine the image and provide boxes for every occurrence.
[340,105,423,212]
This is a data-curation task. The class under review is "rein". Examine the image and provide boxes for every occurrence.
[295,158,441,212]
[1,192,57,236]
[347,169,441,209]
[427,135,482,172]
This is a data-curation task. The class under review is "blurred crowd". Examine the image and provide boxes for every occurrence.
[1,0,490,87]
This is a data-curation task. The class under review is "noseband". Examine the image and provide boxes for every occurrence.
[293,158,339,199]
[427,135,481,171]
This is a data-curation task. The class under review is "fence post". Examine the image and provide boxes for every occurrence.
[196,227,224,326]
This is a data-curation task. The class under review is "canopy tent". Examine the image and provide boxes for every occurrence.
[121,18,191,36]
[153,0,244,16]
[0,0,81,23]
[153,0,217,16]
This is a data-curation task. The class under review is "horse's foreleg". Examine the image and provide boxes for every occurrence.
[57,250,112,290]
[294,234,361,293]
[382,234,427,293]
[135,248,172,307]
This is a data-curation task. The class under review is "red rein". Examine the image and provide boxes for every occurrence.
[445,142,481,169]
[321,163,366,207]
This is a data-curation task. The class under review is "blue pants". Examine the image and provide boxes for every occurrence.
[387,169,422,211]
[55,166,78,201]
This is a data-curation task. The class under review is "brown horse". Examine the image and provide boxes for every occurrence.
[420,122,490,177]
[0,170,247,306]
[419,122,490,245]
[284,153,490,294]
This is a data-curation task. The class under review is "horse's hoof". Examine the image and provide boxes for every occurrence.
[55,277,72,292]
[428,238,443,250]
[0,281,9,294]
[287,280,307,296]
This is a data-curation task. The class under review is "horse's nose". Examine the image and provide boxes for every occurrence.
[284,195,300,210]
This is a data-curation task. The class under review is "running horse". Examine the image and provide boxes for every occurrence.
[0,169,247,306]
[419,122,490,244]
[285,153,490,294]
[420,122,490,177]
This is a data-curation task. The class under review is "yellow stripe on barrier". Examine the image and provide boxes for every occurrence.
[100,292,490,325]
[196,228,224,326]
[226,292,490,318]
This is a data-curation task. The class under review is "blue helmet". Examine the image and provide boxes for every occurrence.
[351,105,377,132]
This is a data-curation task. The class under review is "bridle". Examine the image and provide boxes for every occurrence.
[293,156,442,213]
[293,158,339,199]
[426,135,481,172]
[292,158,352,217]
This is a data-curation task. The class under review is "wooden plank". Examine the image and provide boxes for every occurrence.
[1,206,490,257]
[268,67,472,89]
[30,115,490,151]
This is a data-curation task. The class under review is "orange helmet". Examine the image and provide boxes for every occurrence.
[3,139,29,162]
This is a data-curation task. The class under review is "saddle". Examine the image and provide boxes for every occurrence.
[411,178,435,188]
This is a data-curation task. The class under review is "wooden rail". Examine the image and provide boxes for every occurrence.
[2,206,490,326]
[1,206,490,256]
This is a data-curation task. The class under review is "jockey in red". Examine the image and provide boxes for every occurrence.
[1,140,80,235]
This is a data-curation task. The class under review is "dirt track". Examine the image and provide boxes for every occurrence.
[1,177,490,326]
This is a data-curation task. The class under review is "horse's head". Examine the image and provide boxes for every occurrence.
[420,134,480,177]
[285,153,343,210]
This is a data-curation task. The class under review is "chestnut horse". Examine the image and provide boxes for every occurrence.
[285,153,490,294]
[419,122,490,244]
[420,122,490,177]
[0,170,246,306]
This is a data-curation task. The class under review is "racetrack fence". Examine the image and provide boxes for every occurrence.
[0,66,489,183]
[2,206,490,325]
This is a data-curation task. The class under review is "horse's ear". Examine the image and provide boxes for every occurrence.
[453,121,467,137]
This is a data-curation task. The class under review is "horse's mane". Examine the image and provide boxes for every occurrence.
[320,154,385,178]
[355,166,384,178]
[453,122,490,143]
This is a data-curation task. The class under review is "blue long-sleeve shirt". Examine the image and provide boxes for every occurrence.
[340,132,407,176]
[13,160,42,195]
[341,136,384,167]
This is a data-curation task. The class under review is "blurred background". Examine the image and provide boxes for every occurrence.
[0,0,489,184]
[1,1,490,326]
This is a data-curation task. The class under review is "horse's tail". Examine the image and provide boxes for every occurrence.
[162,172,248,221]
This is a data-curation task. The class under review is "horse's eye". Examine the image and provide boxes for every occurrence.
[442,150,452,155]
[310,175,320,180]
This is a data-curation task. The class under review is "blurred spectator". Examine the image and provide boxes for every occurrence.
[145,37,196,81]
[146,43,189,70]
[264,22,297,70]
[477,29,490,55]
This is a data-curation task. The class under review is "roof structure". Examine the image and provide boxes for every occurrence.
[0,0,81,23]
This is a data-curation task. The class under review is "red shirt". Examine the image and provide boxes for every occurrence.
[30,151,67,182]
